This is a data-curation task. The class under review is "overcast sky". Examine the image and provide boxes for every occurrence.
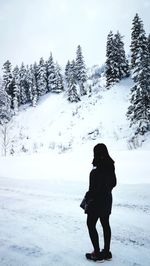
[0,0,150,73]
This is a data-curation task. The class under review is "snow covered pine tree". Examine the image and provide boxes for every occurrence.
[2,60,13,106]
[127,14,150,140]
[106,31,129,88]
[67,60,80,102]
[75,45,87,96]
[0,85,11,124]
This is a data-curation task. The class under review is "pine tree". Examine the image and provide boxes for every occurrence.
[76,45,87,96]
[147,34,150,54]
[33,62,38,93]
[127,29,150,136]
[106,31,120,87]
[0,85,11,124]
[12,65,20,114]
[71,59,77,80]
[46,53,57,92]
[55,63,64,93]
[105,31,115,88]
[2,60,13,105]
[65,60,77,87]
[37,57,47,97]
[131,16,149,84]
[33,62,38,83]
[67,61,80,102]
[65,60,71,85]
[19,63,29,104]
[114,32,130,79]
[28,65,38,107]
[106,31,129,88]
[130,13,144,70]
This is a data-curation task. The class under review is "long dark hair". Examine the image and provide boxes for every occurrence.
[92,143,114,166]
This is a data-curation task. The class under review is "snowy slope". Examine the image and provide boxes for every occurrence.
[2,76,150,156]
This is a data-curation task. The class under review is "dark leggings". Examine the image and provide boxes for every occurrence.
[87,213,111,253]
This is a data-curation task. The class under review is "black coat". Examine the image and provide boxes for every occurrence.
[85,160,117,216]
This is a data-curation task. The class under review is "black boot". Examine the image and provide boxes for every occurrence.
[85,251,104,262]
[100,249,112,260]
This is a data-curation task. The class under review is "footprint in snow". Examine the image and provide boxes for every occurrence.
[9,244,43,257]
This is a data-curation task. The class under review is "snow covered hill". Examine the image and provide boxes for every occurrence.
[1,76,149,156]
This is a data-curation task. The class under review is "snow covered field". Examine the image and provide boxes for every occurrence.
[0,150,150,266]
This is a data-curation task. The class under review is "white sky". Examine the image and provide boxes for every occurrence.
[0,0,150,73]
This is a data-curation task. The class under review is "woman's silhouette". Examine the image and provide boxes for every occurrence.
[85,143,117,262]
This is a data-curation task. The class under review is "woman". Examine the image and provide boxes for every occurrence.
[84,143,117,262]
